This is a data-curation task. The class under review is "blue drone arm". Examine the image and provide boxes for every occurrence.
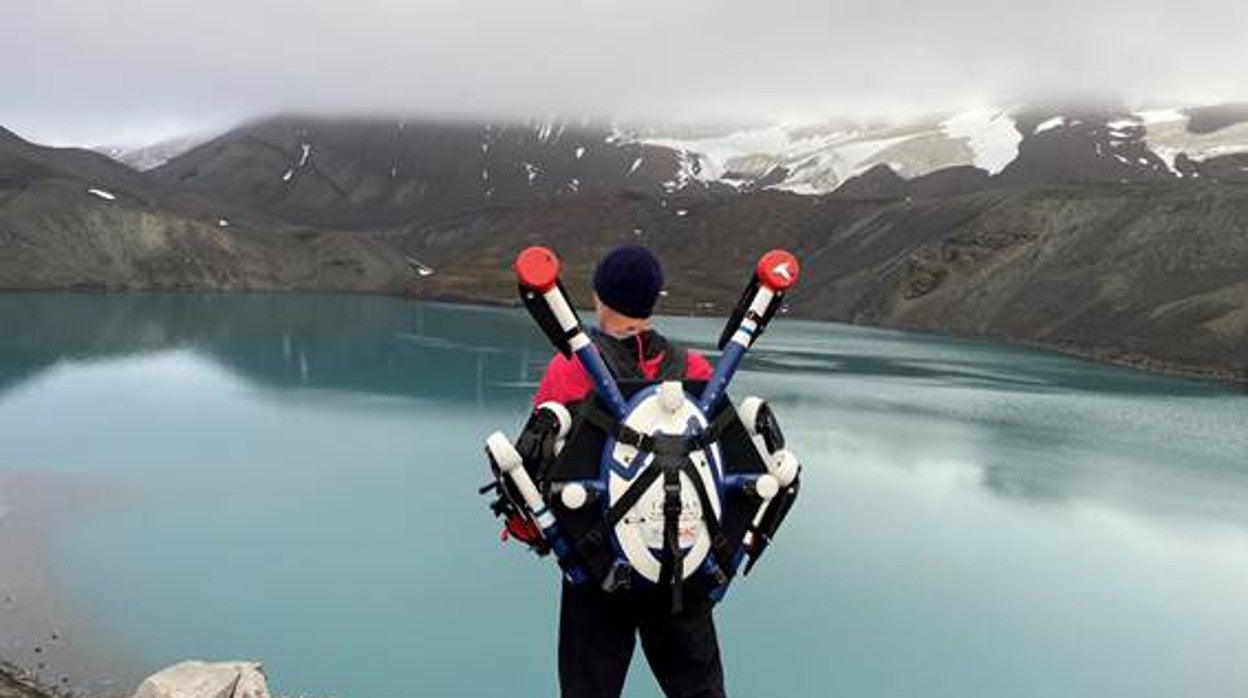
[515,246,628,419]
[698,249,800,414]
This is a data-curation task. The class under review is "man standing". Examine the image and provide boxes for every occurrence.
[531,246,726,698]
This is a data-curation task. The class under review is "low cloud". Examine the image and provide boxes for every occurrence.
[4,0,1247,144]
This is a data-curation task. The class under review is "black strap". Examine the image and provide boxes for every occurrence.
[658,457,685,612]
[574,432,734,611]
[603,461,663,527]
[656,344,688,381]
[679,459,734,580]
[589,329,687,382]
[582,401,733,459]
[572,460,665,584]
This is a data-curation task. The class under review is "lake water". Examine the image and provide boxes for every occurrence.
[1,293,1246,698]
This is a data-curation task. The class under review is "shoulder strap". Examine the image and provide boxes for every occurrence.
[656,343,687,381]
[591,329,689,382]
[589,329,643,381]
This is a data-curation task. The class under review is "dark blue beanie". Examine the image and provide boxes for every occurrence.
[593,246,664,319]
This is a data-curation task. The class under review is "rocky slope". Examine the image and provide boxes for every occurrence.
[0,127,412,294]
[397,183,1248,382]
[3,104,1248,383]
[151,116,709,231]
[1,664,53,698]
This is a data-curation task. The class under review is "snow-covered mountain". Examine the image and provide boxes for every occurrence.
[91,102,1248,226]
[617,103,1248,194]
[621,107,1021,194]
[95,132,216,171]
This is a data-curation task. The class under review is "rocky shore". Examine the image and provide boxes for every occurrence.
[2,661,272,698]
[1,664,54,698]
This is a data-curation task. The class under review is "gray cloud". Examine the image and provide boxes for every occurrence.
[4,0,1247,145]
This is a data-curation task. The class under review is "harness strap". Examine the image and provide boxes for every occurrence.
[583,402,735,458]
[571,460,664,584]
[658,457,686,612]
[679,459,735,581]
[574,432,734,610]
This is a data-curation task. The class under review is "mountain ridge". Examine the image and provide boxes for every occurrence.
[3,105,1248,384]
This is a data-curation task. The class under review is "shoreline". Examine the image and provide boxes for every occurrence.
[0,473,142,698]
[1,287,1244,390]
[1,662,57,698]
[409,291,1248,389]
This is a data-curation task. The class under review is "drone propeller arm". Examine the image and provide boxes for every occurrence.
[515,247,628,418]
[486,431,588,584]
[698,250,800,414]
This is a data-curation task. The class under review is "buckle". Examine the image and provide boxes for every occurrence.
[617,426,645,449]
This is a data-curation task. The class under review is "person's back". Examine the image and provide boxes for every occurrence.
[531,246,726,698]
[534,327,713,406]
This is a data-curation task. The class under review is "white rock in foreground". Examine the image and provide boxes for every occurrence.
[132,661,270,698]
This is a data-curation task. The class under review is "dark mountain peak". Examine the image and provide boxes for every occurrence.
[831,163,993,200]
[910,165,992,198]
[1011,100,1134,135]
[1183,103,1248,135]
[0,125,160,204]
[999,106,1173,185]
[0,126,28,146]
[830,163,909,199]
[154,114,699,231]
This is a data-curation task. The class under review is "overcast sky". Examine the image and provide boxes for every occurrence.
[4,0,1247,146]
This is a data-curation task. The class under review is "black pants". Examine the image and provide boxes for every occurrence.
[558,580,726,698]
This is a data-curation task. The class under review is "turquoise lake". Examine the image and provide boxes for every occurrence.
[1,293,1247,697]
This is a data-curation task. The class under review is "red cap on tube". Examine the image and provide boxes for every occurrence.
[756,249,800,291]
[515,246,562,292]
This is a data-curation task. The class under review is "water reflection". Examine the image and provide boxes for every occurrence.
[3,292,1246,532]
[1,293,546,407]
[3,293,1248,698]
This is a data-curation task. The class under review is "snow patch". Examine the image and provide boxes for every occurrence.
[1034,117,1065,134]
[406,256,435,277]
[1138,109,1186,125]
[282,169,294,182]
[568,178,580,193]
[664,150,698,193]
[628,157,643,175]
[298,142,311,167]
[630,116,996,195]
[98,132,216,171]
[524,162,540,185]
[940,108,1021,174]
[575,146,586,159]
[86,187,116,201]
[217,218,230,228]
[1141,108,1248,172]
